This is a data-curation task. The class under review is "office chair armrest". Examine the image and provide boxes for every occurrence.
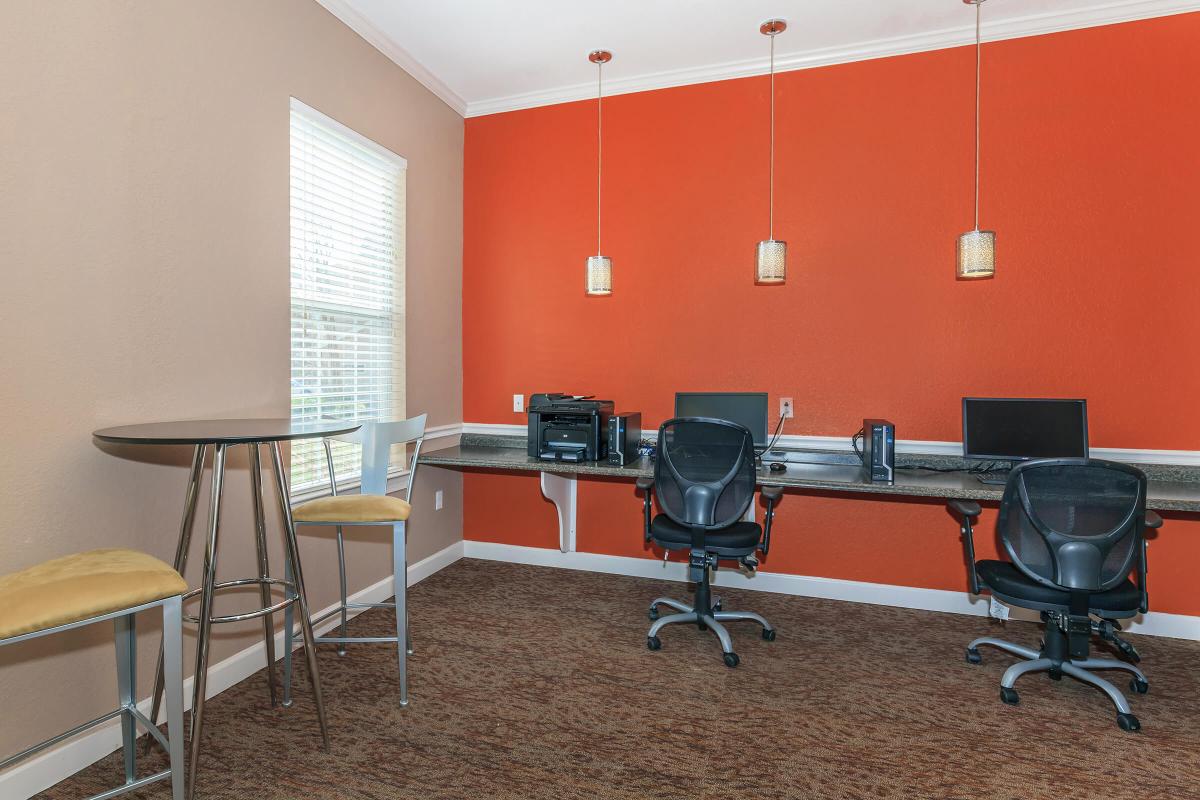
[947,499,982,519]
[760,486,783,556]
[947,500,982,595]
[636,477,654,542]
[1138,511,1161,614]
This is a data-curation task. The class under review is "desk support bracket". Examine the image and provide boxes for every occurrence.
[540,472,577,553]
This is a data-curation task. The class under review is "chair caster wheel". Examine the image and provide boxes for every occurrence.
[1048,667,1063,681]
[697,622,708,631]
[1130,678,1149,694]
[647,636,662,651]
[762,628,776,641]
[648,606,659,621]
[1000,687,1020,705]
[965,648,982,664]
[1117,713,1141,732]
[723,652,740,668]
[713,600,722,612]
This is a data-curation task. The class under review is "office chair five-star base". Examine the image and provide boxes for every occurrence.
[966,612,1149,731]
[646,576,776,668]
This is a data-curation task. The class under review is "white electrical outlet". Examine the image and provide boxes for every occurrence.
[513,394,524,413]
[434,490,444,511]
[780,397,794,419]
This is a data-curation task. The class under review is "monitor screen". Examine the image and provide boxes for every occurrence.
[674,392,769,448]
[962,398,1088,461]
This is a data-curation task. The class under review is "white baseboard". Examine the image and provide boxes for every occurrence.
[461,540,1200,641]
[0,540,467,800]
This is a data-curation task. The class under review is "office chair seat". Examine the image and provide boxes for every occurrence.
[975,560,1140,617]
[650,514,762,555]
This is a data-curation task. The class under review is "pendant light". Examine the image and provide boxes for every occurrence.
[756,19,787,285]
[957,0,995,279]
[585,49,613,296]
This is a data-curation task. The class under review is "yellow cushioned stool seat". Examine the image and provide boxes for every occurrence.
[293,494,412,524]
[0,548,187,640]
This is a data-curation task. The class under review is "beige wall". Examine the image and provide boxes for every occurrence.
[0,0,464,759]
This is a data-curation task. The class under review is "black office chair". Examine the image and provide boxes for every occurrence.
[947,458,1163,731]
[635,417,782,667]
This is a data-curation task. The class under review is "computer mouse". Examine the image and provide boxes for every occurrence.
[769,462,786,473]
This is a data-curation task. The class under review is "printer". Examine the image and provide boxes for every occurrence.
[527,393,614,462]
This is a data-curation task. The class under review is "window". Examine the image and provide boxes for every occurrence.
[289,98,406,490]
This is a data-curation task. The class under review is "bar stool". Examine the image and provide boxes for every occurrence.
[0,548,187,800]
[285,414,426,706]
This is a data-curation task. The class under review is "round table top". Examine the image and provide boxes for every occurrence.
[93,418,361,445]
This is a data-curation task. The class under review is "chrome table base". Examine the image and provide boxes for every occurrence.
[146,441,329,800]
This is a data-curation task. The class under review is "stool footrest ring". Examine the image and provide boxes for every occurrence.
[182,577,296,624]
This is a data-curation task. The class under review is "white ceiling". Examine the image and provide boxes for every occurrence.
[316,0,1200,116]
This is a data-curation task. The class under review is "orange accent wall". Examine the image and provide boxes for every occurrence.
[462,15,1200,615]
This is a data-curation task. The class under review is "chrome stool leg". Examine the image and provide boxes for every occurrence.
[162,596,186,800]
[335,524,349,656]
[394,521,408,707]
[146,444,205,751]
[114,612,137,785]
[282,552,295,708]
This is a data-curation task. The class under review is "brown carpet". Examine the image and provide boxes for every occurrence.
[38,558,1200,800]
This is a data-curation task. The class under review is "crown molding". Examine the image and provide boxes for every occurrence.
[465,0,1200,117]
[314,0,468,116]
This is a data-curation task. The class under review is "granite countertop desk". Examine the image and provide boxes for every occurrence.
[419,435,1200,552]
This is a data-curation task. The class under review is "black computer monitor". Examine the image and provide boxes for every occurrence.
[962,397,1089,462]
[674,392,769,448]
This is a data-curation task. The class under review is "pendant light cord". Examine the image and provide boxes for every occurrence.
[769,30,776,241]
[974,1,981,232]
[597,59,603,257]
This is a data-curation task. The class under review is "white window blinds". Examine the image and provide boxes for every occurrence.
[289,98,406,490]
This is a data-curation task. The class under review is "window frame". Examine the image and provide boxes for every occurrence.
[288,97,407,494]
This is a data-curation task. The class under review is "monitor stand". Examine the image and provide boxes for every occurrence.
[975,461,1013,486]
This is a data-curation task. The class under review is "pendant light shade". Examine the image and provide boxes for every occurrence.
[957,0,995,280]
[586,255,612,295]
[957,229,995,279]
[586,49,613,296]
[756,19,787,285]
[756,240,787,284]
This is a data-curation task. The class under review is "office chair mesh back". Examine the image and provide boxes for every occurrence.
[655,418,756,529]
[999,459,1145,593]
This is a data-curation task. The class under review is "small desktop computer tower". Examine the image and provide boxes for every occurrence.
[607,412,642,466]
[861,419,895,483]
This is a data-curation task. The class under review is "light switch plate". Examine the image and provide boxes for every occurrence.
[434,490,444,510]
[513,394,524,413]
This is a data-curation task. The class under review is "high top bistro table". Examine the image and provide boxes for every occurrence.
[93,418,359,800]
